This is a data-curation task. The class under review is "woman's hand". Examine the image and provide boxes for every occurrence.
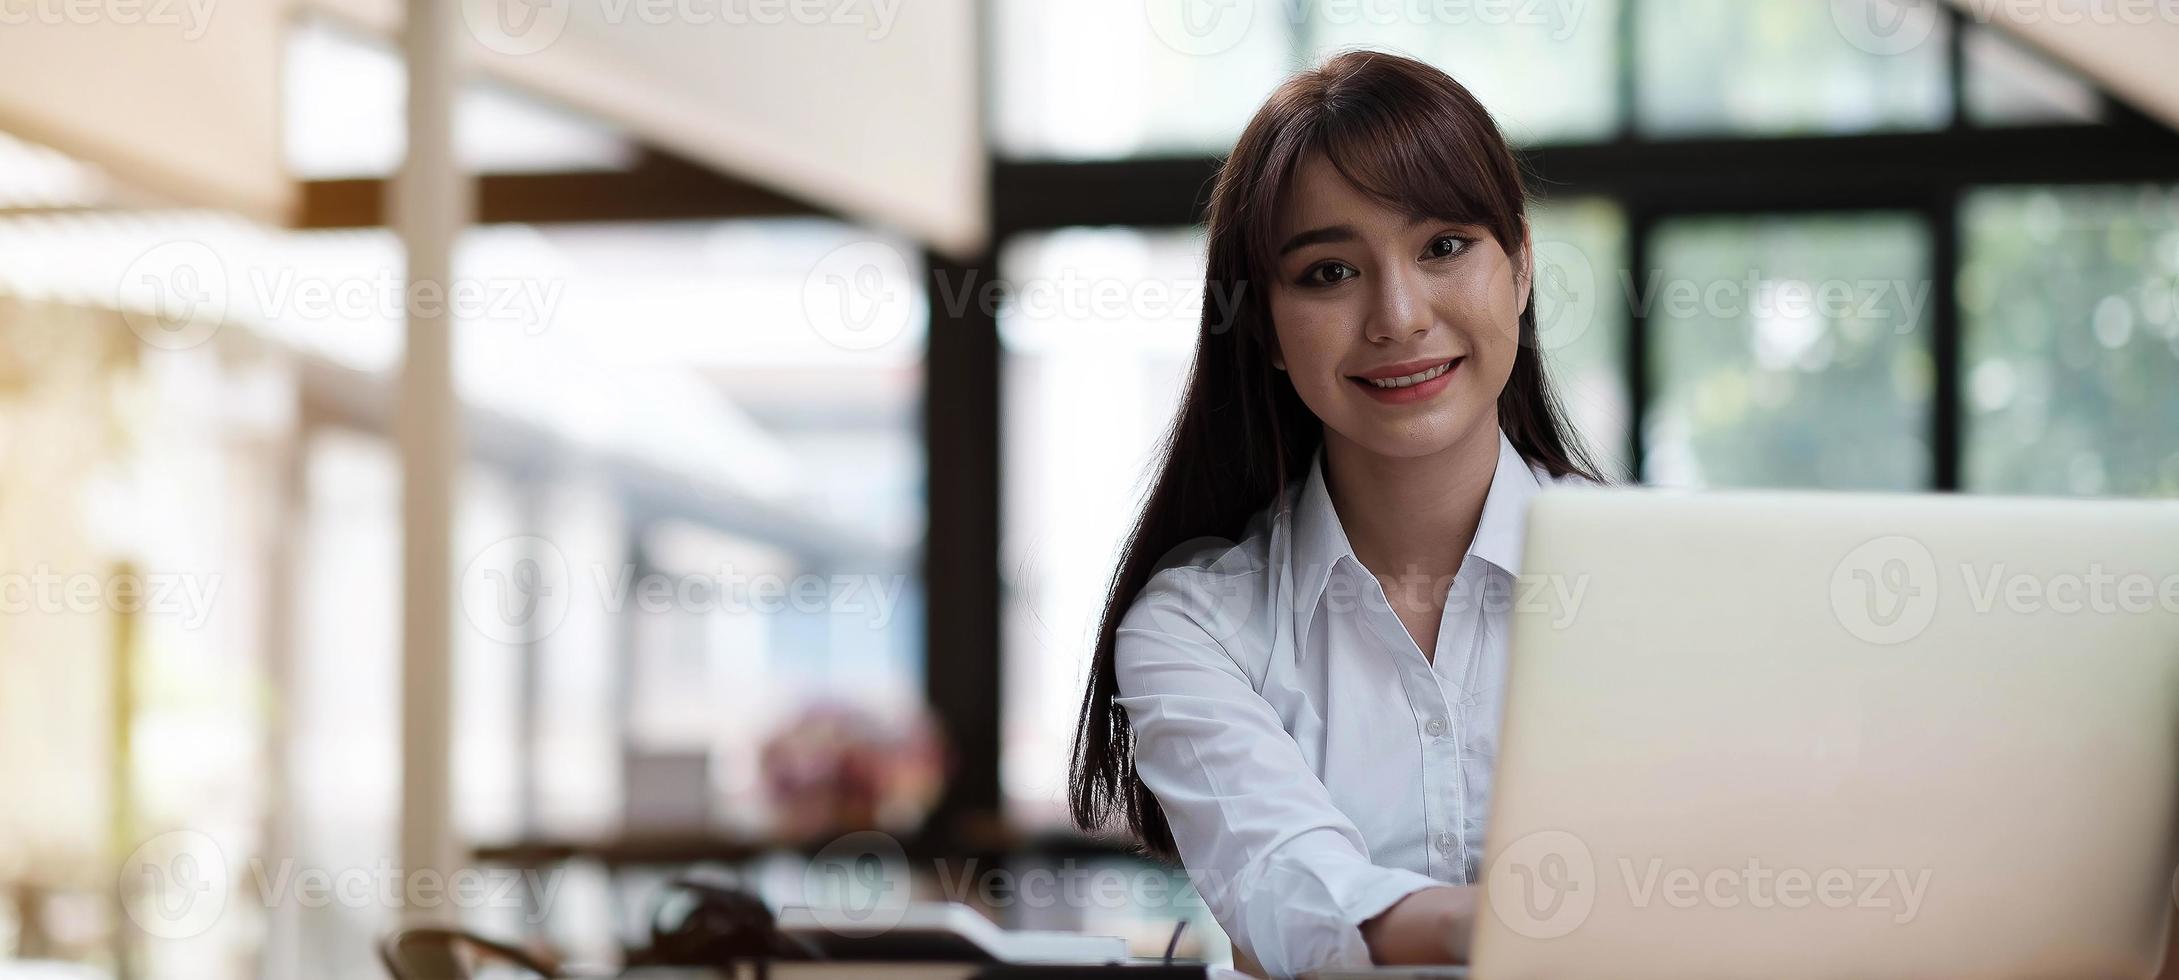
[1360,885,1477,965]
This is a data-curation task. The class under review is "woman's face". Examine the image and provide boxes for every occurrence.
[1266,151,1529,460]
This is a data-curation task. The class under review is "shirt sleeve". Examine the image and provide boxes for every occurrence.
[1113,573,1444,977]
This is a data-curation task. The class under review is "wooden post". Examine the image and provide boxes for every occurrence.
[394,0,469,926]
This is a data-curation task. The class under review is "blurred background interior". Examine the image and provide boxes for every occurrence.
[0,0,2176,977]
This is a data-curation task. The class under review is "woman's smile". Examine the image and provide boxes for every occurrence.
[1349,356,1463,404]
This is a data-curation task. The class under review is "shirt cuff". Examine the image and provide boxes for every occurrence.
[1339,862,1446,932]
[1231,829,1446,976]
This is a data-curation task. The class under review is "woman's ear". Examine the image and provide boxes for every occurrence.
[1265,323,1287,371]
[1513,219,1535,319]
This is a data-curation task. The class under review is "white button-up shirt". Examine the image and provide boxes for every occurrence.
[1114,429,1574,976]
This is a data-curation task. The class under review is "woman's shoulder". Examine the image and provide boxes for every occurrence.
[1128,529,1272,612]
[1117,507,1284,653]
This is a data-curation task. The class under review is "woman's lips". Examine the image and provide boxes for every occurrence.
[1349,357,1460,404]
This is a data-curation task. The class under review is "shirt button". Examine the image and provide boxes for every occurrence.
[1424,719,1445,738]
[1435,832,1457,854]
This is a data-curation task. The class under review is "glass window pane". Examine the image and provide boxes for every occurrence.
[1530,196,1633,478]
[999,228,1203,827]
[1962,186,2179,496]
[1636,0,1951,137]
[296,430,403,975]
[990,0,1295,159]
[1303,0,1621,144]
[1962,24,2103,127]
[455,465,528,846]
[436,218,929,854]
[1645,213,1935,489]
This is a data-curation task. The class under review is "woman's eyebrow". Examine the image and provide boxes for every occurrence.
[1276,224,1356,256]
[1277,215,1464,257]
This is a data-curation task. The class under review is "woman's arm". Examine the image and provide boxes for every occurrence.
[1360,885,1475,965]
[1115,570,1447,976]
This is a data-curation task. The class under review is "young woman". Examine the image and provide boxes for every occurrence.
[1068,50,1602,976]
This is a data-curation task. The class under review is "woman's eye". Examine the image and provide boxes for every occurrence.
[1304,262,1357,286]
[1426,235,1468,259]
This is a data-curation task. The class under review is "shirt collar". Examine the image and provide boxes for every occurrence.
[1469,429,1544,577]
[1288,427,1544,634]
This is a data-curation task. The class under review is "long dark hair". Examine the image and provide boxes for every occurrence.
[1066,50,1601,859]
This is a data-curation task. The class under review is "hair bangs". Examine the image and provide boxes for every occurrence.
[1317,108,1520,248]
[1233,55,1530,285]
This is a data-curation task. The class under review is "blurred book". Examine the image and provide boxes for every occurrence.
[778,902,1128,965]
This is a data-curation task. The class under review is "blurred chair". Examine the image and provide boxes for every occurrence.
[378,928,557,980]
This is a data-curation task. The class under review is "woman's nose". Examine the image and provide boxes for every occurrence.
[1366,263,1433,343]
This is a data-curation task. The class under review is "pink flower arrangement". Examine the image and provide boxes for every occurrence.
[759,701,947,841]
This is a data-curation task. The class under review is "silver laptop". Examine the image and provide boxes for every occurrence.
[1472,488,2179,979]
